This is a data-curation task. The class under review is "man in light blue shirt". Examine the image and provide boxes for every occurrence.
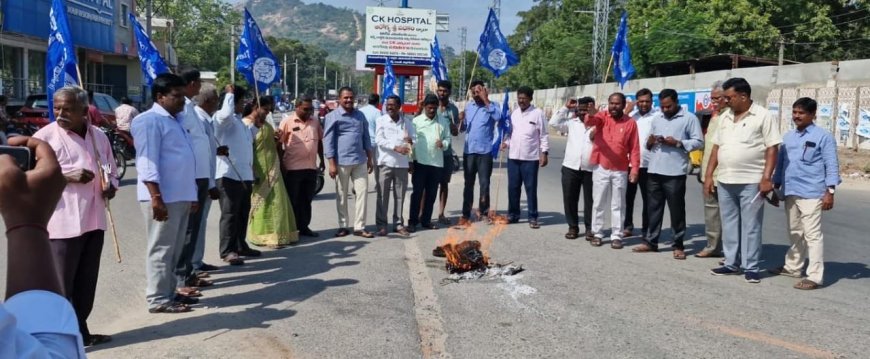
[458,80,502,225]
[632,89,703,260]
[323,87,374,238]
[132,73,198,313]
[770,97,841,290]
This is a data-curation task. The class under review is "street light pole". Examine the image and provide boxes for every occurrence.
[230,26,235,84]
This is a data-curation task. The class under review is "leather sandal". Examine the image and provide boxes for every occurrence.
[148,302,191,314]
[794,279,819,290]
[632,243,658,253]
[673,249,687,260]
[589,237,603,247]
[610,239,624,249]
[353,230,375,238]
[335,228,351,237]
[529,220,540,229]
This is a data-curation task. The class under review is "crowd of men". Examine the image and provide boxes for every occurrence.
[0,72,842,355]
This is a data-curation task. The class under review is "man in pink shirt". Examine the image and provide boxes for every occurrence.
[584,92,640,249]
[33,86,118,347]
[503,86,549,228]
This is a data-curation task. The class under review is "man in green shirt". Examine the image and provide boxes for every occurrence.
[408,94,451,232]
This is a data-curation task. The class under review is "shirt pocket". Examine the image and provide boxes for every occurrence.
[800,144,822,163]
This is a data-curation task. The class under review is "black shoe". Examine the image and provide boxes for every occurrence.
[198,263,219,271]
[508,217,520,224]
[174,294,199,305]
[300,228,320,237]
[432,246,445,257]
[84,334,112,347]
[238,248,262,257]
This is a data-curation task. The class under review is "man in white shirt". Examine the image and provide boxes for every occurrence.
[0,135,87,358]
[624,88,656,237]
[550,98,577,136]
[214,85,258,265]
[114,97,139,133]
[175,68,214,298]
[552,97,595,239]
[374,95,415,236]
[191,84,222,276]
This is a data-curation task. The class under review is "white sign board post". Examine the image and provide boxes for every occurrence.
[365,6,437,66]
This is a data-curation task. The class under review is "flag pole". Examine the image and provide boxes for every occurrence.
[603,53,614,84]
[75,65,123,263]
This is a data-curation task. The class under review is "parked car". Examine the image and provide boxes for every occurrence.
[16,92,120,128]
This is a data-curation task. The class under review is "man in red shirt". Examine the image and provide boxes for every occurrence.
[585,93,640,249]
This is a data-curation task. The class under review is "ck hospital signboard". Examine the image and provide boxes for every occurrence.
[365,6,436,67]
[2,0,115,52]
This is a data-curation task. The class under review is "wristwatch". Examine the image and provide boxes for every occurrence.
[827,187,836,194]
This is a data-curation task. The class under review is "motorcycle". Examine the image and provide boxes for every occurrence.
[100,126,131,180]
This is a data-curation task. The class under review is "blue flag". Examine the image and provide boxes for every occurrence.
[236,9,281,92]
[491,89,512,158]
[477,9,518,78]
[430,35,449,82]
[381,58,397,108]
[129,13,170,87]
[611,12,636,89]
[46,0,79,121]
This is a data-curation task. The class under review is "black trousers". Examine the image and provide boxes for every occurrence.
[624,167,650,231]
[284,169,318,231]
[644,173,687,250]
[561,166,593,231]
[176,178,209,284]
[218,177,253,257]
[409,162,441,226]
[49,230,104,339]
[462,153,494,219]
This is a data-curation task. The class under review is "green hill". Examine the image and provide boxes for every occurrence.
[241,0,363,66]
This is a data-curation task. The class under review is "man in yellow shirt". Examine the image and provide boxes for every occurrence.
[704,78,782,284]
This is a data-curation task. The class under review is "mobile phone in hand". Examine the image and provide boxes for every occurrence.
[0,145,33,170]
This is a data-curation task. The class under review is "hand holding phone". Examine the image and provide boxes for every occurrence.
[0,145,33,170]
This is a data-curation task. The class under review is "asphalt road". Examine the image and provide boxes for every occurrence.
[2,133,869,358]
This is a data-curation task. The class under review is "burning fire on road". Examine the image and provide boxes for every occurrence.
[437,222,523,283]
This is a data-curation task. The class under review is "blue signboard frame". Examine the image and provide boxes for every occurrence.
[366,55,430,67]
[2,0,115,53]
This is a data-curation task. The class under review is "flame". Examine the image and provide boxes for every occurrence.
[438,222,506,272]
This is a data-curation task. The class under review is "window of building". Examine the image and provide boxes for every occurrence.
[120,3,129,28]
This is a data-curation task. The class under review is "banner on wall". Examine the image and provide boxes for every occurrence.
[857,108,870,139]
[837,104,853,144]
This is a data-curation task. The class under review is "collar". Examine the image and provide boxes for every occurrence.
[336,106,357,117]
[796,123,816,135]
[150,103,175,118]
[663,108,686,120]
[520,104,536,114]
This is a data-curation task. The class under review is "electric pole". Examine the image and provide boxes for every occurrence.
[294,58,299,100]
[778,37,785,66]
[592,0,611,83]
[283,53,288,93]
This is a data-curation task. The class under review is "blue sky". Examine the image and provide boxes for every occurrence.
[300,0,533,51]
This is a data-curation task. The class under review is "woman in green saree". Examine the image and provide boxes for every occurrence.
[243,97,299,247]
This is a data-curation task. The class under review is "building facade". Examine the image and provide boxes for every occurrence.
[0,0,145,103]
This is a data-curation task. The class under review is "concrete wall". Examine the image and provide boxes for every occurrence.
[461,59,870,149]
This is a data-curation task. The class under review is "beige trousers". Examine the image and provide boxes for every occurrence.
[702,190,723,254]
[336,163,369,231]
[783,196,825,284]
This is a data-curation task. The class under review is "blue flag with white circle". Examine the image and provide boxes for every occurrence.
[477,9,518,78]
[236,8,281,92]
